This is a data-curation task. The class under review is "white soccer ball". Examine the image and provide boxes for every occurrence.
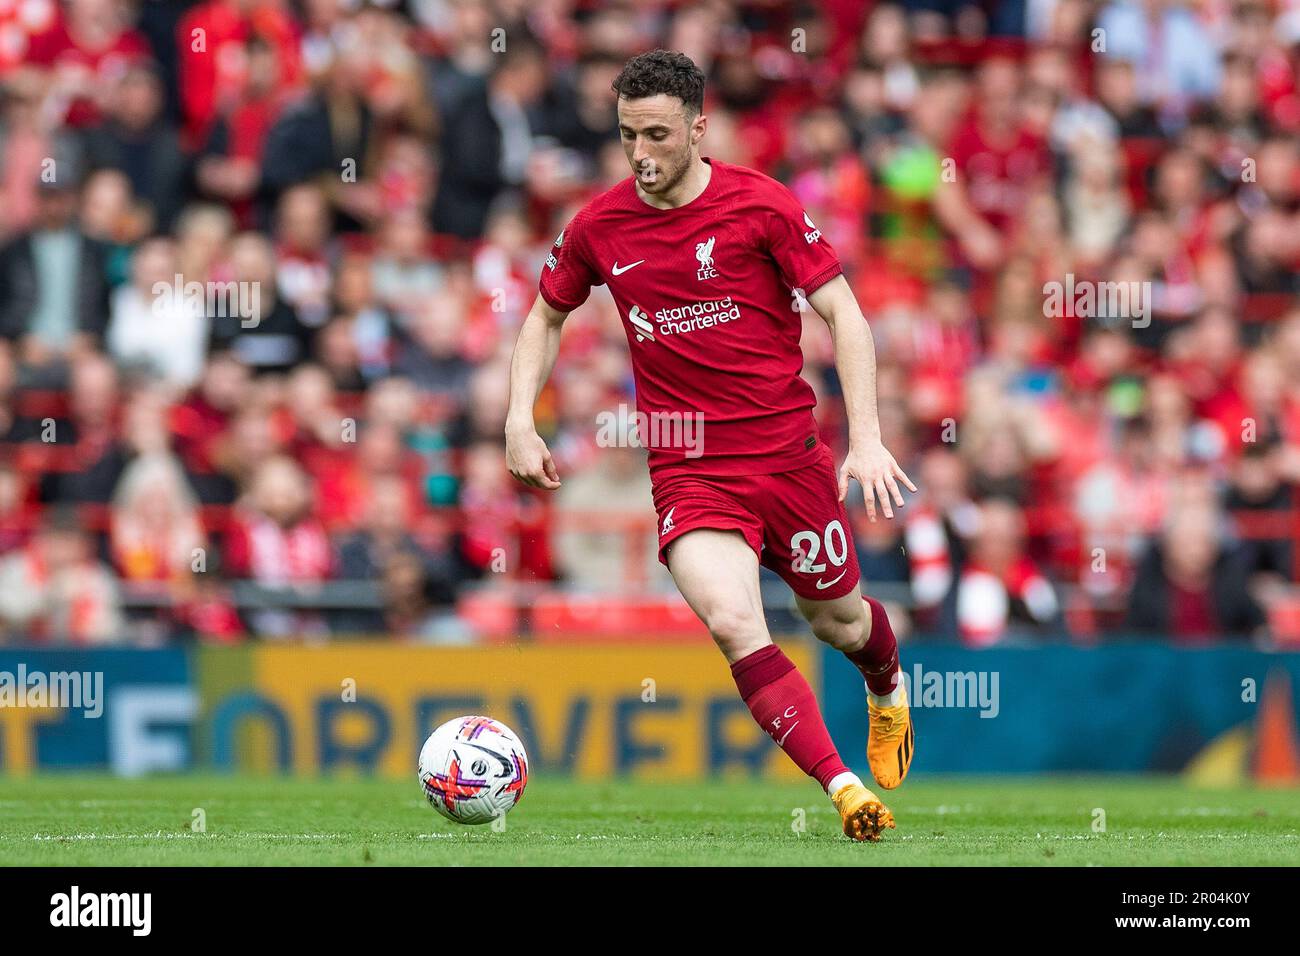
[418,716,529,824]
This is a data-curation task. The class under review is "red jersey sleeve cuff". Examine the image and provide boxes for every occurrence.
[538,286,582,314]
[797,262,843,297]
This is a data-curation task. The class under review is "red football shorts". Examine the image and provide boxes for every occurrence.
[651,444,862,601]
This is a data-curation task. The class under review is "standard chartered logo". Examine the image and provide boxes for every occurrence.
[627,296,743,343]
[628,305,656,342]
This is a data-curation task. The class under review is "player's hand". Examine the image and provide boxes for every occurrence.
[839,440,917,520]
[505,427,562,490]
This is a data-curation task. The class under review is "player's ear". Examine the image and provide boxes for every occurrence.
[690,110,707,144]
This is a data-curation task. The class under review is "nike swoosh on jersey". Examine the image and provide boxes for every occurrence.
[815,570,848,590]
[611,259,645,275]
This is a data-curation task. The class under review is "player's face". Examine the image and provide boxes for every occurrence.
[617,94,704,195]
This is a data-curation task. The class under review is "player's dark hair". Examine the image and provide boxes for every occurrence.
[612,49,706,117]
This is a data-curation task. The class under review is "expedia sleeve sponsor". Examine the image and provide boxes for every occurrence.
[760,184,842,297]
[539,217,600,312]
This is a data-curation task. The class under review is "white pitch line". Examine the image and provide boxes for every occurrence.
[22,832,358,841]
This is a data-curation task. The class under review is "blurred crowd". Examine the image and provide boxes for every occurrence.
[0,0,1297,646]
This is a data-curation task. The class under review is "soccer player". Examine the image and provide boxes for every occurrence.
[506,50,915,841]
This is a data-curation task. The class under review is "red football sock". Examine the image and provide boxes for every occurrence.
[730,645,850,790]
[844,597,901,698]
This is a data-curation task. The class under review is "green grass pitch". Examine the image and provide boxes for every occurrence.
[1,775,1296,866]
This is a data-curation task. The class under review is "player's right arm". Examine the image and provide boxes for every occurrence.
[508,212,602,489]
[505,293,570,490]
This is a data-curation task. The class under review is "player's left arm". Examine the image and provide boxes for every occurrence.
[807,274,917,520]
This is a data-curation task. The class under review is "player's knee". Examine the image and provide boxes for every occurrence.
[702,606,766,654]
[808,606,866,651]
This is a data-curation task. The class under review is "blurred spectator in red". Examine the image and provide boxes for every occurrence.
[0,460,31,555]
[214,404,283,496]
[374,129,438,219]
[27,0,151,129]
[282,362,345,454]
[899,279,980,410]
[0,0,58,76]
[0,71,86,240]
[459,438,553,581]
[312,418,423,530]
[171,559,245,643]
[469,202,539,345]
[783,105,872,267]
[935,56,1050,274]
[273,183,334,329]
[224,454,332,637]
[177,0,303,150]
[1126,499,1265,641]
[1074,416,1170,599]
[171,350,250,502]
[195,34,289,227]
[954,497,1060,645]
[0,505,123,643]
[109,452,206,582]
[1204,342,1298,459]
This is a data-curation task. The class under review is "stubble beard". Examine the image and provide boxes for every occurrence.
[637,141,693,198]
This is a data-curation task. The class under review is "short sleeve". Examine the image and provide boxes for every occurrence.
[538,213,601,313]
[761,185,842,297]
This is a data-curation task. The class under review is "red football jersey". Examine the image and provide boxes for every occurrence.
[539,157,843,481]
